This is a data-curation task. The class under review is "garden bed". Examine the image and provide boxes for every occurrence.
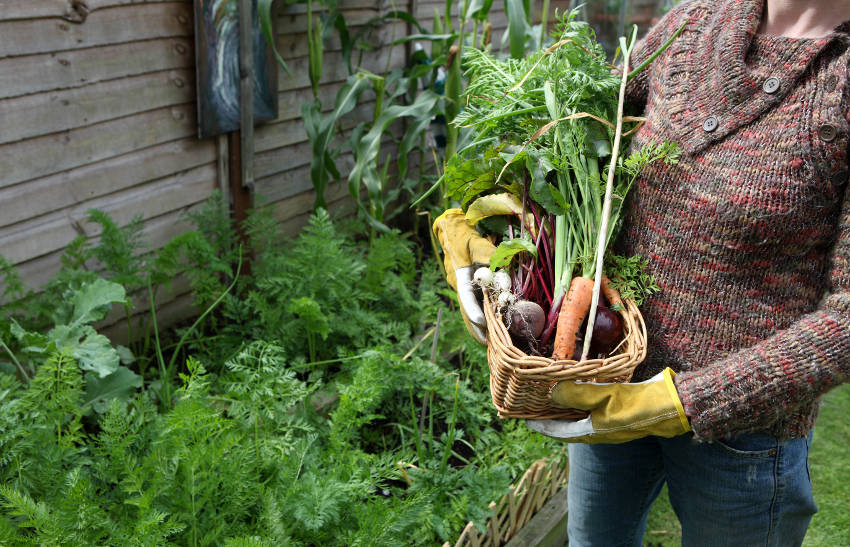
[0,201,566,545]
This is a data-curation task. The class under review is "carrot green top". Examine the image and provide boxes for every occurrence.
[620,0,850,440]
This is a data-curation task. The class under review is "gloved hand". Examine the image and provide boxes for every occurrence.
[432,209,496,344]
[526,368,691,444]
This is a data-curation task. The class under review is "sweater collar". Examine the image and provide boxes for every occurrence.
[664,0,848,154]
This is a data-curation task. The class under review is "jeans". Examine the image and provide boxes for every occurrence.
[566,432,817,547]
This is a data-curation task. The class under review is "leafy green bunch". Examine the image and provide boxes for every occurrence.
[429,10,682,358]
[456,11,620,144]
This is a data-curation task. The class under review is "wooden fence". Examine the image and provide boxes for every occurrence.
[0,0,580,335]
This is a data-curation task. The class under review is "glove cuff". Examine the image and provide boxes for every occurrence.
[662,368,691,433]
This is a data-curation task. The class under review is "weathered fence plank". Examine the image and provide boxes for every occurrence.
[276,8,384,35]
[0,0,515,315]
[255,155,355,205]
[277,46,407,92]
[280,0,397,16]
[0,138,215,229]
[276,20,407,61]
[0,38,194,100]
[9,204,198,298]
[0,104,196,189]
[0,0,189,21]
[270,83,343,124]
[274,185,361,237]
[254,98,379,154]
[0,69,194,145]
[255,124,401,181]
[0,3,192,58]
[0,163,215,264]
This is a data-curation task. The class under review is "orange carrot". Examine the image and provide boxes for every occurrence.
[601,275,624,311]
[551,276,595,360]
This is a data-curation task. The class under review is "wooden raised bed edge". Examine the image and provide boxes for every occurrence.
[444,455,569,547]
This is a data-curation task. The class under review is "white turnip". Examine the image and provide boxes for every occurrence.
[473,266,494,287]
[493,270,511,292]
[497,291,516,308]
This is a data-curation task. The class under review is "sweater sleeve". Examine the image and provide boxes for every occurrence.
[624,1,695,110]
[674,185,850,441]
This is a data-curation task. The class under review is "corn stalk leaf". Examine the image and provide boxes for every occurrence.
[504,0,531,58]
[258,0,292,76]
[322,11,353,74]
[303,75,371,210]
[397,115,433,184]
[307,0,323,98]
[444,46,462,159]
[391,33,456,45]
[467,0,495,21]
[366,10,428,34]
[432,8,446,59]
[348,90,440,228]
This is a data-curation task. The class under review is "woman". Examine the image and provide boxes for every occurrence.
[434,0,850,544]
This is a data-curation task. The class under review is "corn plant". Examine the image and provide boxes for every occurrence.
[242,0,548,229]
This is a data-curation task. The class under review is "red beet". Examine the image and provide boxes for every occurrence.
[589,305,623,354]
[509,300,546,341]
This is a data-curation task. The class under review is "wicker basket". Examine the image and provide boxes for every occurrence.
[483,290,648,419]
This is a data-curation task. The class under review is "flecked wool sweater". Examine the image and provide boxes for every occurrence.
[620,0,850,440]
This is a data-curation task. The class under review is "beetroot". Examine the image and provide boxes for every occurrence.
[589,305,623,354]
[508,300,546,341]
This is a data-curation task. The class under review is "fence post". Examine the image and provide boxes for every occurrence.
[239,0,255,192]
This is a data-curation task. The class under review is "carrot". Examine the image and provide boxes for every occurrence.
[601,275,624,311]
[551,276,595,360]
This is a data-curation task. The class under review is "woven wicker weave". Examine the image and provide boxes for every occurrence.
[483,290,648,419]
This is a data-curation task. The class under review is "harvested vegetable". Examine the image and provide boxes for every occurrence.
[552,276,594,360]
[601,275,624,311]
[508,300,546,341]
[431,9,681,360]
[473,266,494,287]
[493,270,511,292]
[497,291,517,308]
[589,304,623,354]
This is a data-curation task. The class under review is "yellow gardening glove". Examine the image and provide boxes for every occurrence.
[432,209,496,344]
[526,368,691,444]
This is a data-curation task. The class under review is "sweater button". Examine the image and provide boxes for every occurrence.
[818,123,838,142]
[702,116,719,132]
[762,76,781,94]
[824,74,838,92]
[833,169,848,186]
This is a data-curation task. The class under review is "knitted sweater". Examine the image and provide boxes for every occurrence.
[620,0,850,440]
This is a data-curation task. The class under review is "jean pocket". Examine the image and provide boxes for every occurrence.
[713,432,779,458]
